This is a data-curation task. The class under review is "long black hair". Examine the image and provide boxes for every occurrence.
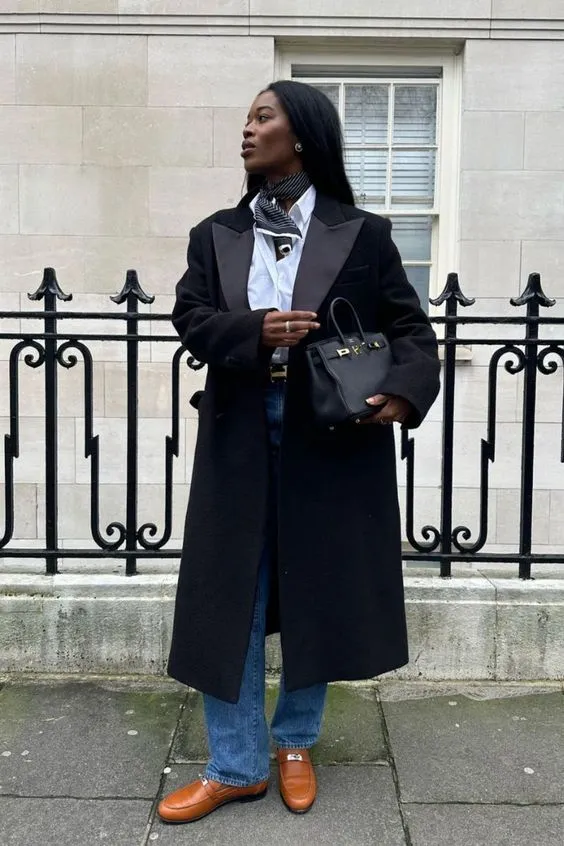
[246,80,355,206]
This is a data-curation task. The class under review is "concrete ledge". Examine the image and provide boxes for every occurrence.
[1,13,564,39]
[1,570,563,680]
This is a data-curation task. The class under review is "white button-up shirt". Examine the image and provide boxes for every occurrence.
[247,185,317,312]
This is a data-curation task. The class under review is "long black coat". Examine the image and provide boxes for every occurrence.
[167,192,440,703]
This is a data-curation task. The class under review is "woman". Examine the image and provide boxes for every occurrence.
[158,80,440,824]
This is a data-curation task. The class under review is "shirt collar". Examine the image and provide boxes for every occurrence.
[288,184,316,230]
[250,184,317,230]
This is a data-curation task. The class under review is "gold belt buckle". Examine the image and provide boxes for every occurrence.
[269,365,288,382]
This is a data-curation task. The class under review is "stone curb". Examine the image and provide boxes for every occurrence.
[1,571,562,680]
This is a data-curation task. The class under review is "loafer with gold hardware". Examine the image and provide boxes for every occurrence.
[157,774,268,824]
[276,748,317,814]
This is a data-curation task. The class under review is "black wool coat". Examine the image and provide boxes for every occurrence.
[167,192,440,703]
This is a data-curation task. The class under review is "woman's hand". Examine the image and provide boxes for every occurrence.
[261,310,320,348]
[360,393,412,426]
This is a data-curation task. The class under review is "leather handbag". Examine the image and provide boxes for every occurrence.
[305,297,392,427]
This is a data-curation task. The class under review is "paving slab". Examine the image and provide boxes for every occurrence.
[382,690,564,803]
[312,684,386,764]
[405,804,564,846]
[170,689,208,763]
[0,679,186,798]
[151,764,406,846]
[172,683,387,764]
[0,797,151,846]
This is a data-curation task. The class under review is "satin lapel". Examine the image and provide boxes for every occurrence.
[212,222,254,311]
[291,214,364,312]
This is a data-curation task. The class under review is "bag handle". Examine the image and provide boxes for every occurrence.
[328,297,369,347]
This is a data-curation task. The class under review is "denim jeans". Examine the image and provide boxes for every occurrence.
[203,382,328,787]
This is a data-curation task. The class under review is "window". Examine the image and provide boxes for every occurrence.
[309,76,438,303]
[277,49,462,306]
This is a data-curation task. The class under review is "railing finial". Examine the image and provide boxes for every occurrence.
[111,269,155,305]
[28,267,72,302]
[511,272,555,308]
[430,272,475,308]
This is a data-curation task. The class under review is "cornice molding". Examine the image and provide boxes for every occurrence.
[1,13,564,39]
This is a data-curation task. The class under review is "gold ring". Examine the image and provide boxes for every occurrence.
[285,320,292,333]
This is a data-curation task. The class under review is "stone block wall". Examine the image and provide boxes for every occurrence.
[1,2,564,570]
[455,36,564,560]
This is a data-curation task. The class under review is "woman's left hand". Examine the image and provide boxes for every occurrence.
[360,393,412,426]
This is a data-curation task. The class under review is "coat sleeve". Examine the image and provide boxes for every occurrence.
[171,224,273,371]
[375,218,441,428]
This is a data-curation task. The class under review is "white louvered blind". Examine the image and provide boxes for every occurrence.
[302,75,440,305]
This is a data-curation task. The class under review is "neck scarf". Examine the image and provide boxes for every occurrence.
[254,171,312,257]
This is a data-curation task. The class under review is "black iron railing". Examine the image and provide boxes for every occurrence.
[0,269,563,578]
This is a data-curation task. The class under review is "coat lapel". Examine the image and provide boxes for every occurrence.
[291,195,365,312]
[212,201,255,311]
[212,193,365,314]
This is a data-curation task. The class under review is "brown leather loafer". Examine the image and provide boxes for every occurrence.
[276,748,317,814]
[157,775,268,824]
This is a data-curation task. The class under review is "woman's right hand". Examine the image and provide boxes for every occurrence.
[261,310,320,348]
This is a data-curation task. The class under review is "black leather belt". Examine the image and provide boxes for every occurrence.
[268,364,288,382]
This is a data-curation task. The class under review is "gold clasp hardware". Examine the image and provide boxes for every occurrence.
[337,348,350,357]
[352,344,362,355]
[370,341,381,350]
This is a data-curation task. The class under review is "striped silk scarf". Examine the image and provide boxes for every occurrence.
[254,171,312,257]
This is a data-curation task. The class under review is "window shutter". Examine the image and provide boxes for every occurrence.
[393,85,437,144]
[346,150,388,204]
[344,85,388,145]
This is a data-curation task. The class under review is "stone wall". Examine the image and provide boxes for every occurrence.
[1,1,564,569]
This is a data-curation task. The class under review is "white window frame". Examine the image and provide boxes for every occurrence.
[275,45,463,306]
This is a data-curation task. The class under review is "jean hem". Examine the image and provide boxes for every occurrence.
[204,767,270,788]
[273,741,317,750]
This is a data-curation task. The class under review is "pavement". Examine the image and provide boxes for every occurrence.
[0,676,562,846]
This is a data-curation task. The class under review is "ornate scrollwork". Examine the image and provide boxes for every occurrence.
[400,428,441,553]
[136,346,187,550]
[20,341,46,369]
[451,345,526,553]
[537,344,564,376]
[56,339,126,551]
[537,345,564,462]
[136,521,162,549]
[187,356,205,371]
[0,340,46,548]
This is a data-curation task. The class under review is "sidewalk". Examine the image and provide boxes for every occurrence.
[0,676,562,846]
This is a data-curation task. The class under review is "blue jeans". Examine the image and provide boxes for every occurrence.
[203,383,328,787]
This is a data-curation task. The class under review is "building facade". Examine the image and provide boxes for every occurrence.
[1,1,564,568]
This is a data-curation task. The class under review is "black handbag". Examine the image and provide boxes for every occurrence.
[305,297,392,427]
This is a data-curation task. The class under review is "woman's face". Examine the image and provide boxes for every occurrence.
[241,90,301,180]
